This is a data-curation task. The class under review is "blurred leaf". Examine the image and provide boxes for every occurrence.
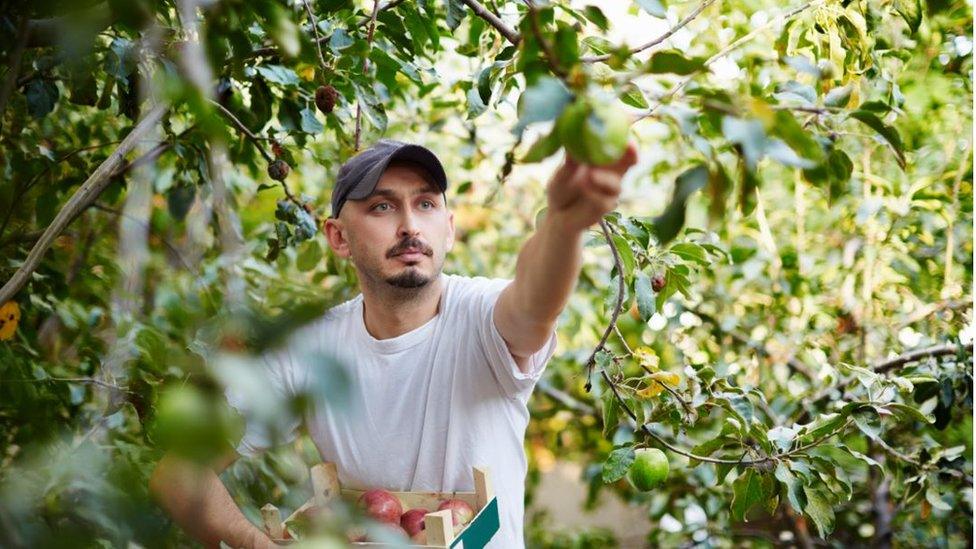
[652,164,708,244]
[635,0,667,18]
[647,51,706,75]
[25,79,60,118]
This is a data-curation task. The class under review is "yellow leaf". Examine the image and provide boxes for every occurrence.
[636,371,680,399]
[648,371,680,386]
[632,346,660,371]
[0,301,21,341]
[636,384,664,398]
[298,64,316,82]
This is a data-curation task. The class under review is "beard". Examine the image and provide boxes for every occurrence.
[385,266,432,288]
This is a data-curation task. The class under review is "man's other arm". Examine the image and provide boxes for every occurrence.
[149,449,278,549]
[494,144,638,372]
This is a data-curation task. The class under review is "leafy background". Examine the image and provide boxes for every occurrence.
[0,0,972,547]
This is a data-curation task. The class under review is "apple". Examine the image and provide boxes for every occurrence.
[357,489,403,524]
[400,508,430,536]
[410,530,427,545]
[436,498,475,526]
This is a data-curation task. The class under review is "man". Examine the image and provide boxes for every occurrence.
[150,138,637,548]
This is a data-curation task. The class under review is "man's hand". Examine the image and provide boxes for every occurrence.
[545,143,638,232]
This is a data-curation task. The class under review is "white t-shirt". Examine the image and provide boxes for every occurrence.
[226,272,558,548]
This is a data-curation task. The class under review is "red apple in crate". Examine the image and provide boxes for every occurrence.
[357,489,403,524]
[410,530,427,545]
[400,508,430,536]
[437,498,475,526]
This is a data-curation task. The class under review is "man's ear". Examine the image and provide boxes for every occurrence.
[324,217,351,258]
[446,210,455,253]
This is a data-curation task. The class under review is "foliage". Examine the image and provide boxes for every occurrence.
[0,0,972,547]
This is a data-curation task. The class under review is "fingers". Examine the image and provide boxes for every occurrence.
[607,142,638,175]
[583,168,622,197]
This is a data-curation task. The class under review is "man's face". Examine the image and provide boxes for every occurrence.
[325,161,454,291]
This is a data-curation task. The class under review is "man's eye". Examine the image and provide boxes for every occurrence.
[372,203,390,211]
[420,200,435,209]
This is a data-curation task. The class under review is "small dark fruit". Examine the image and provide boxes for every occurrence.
[651,273,666,293]
[268,159,290,181]
[315,85,339,115]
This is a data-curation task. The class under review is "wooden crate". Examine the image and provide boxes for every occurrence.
[261,462,500,548]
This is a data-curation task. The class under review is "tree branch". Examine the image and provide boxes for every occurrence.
[580,0,717,63]
[582,220,627,392]
[354,0,382,151]
[207,98,272,162]
[460,0,521,46]
[638,0,821,120]
[873,343,973,374]
[0,102,168,305]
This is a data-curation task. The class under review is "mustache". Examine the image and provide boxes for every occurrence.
[387,238,433,258]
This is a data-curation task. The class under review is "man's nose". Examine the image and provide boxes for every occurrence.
[397,209,421,238]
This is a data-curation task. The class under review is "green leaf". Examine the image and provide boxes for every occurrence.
[669,242,709,266]
[853,410,882,441]
[804,487,836,536]
[635,0,667,18]
[610,234,635,279]
[824,84,853,108]
[883,402,934,424]
[731,470,765,521]
[620,85,649,109]
[722,117,766,170]
[634,271,656,321]
[775,462,807,514]
[514,76,573,134]
[647,51,706,75]
[602,446,636,483]
[602,386,620,438]
[25,79,59,118]
[652,164,708,244]
[849,110,906,169]
[300,108,323,133]
[167,185,196,221]
[466,87,488,119]
[255,65,300,87]
[894,0,922,34]
[296,240,323,272]
[521,130,562,163]
[445,0,466,31]
[604,273,629,316]
[329,28,354,52]
[925,485,952,511]
[583,5,610,31]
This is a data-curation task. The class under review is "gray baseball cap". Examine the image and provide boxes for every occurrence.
[330,139,448,218]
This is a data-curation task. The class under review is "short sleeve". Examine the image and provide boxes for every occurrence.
[223,345,305,458]
[473,277,558,402]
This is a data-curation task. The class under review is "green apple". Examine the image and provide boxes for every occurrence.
[627,448,669,491]
[555,96,630,166]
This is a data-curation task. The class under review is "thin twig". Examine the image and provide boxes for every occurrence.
[873,343,972,374]
[301,0,331,78]
[583,220,627,392]
[638,0,821,120]
[526,1,567,78]
[354,0,382,151]
[580,0,718,63]
[206,98,272,162]
[460,0,521,45]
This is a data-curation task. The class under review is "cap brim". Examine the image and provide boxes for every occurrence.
[345,144,448,201]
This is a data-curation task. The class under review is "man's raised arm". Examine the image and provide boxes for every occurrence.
[494,144,638,371]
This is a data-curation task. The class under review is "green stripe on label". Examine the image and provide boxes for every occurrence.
[451,497,499,548]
